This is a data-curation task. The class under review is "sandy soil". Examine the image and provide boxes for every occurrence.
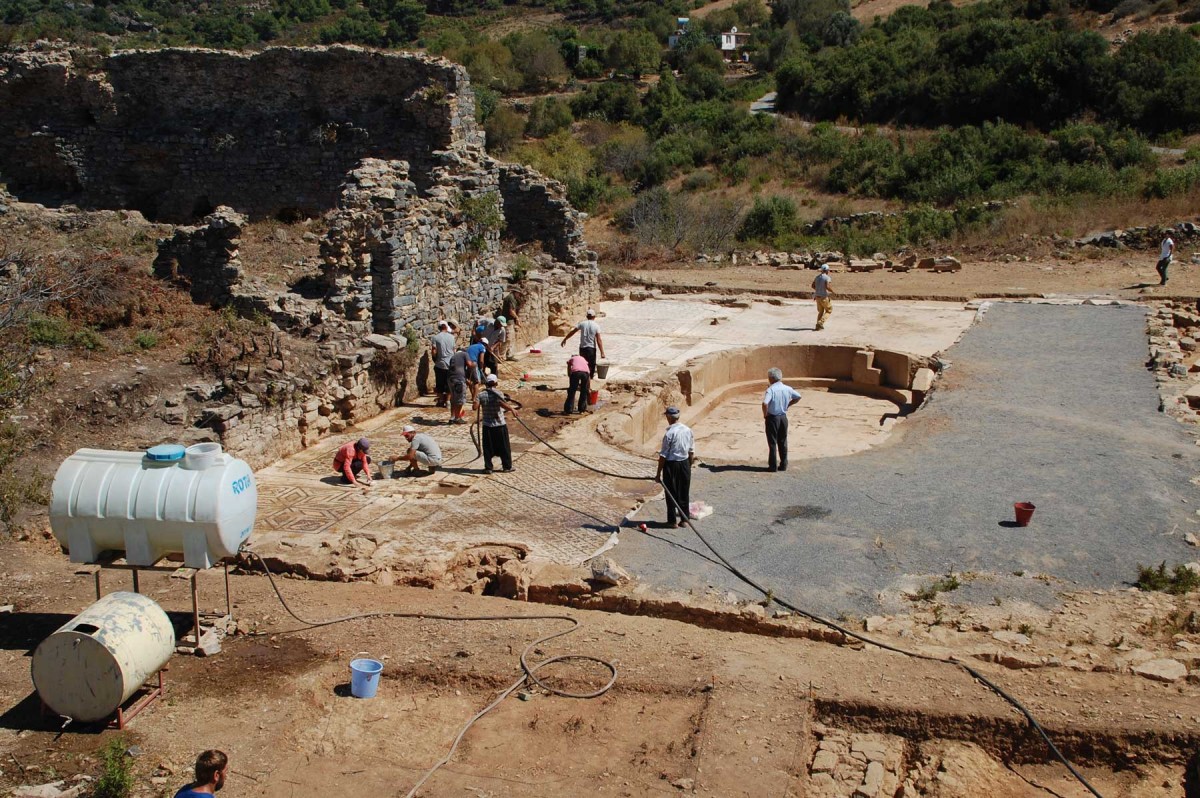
[690,387,899,464]
[0,540,1194,798]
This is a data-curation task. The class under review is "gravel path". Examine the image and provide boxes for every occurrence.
[622,302,1200,615]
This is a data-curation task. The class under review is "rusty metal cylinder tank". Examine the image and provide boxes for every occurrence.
[31,592,174,722]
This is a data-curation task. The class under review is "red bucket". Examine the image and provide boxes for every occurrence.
[1013,502,1036,527]
[588,389,600,405]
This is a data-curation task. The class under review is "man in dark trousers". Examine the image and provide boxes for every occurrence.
[474,374,519,473]
[564,354,591,414]
[560,308,606,377]
[762,367,802,472]
[655,406,694,527]
[429,321,456,407]
[174,750,228,798]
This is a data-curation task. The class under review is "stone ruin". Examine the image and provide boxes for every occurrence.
[2,43,599,466]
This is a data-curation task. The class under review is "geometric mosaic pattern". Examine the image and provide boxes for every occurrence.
[249,398,660,569]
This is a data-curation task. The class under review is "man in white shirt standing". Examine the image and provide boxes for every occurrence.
[762,367,802,472]
[655,406,695,528]
[812,264,835,331]
[1157,234,1175,286]
[560,308,606,378]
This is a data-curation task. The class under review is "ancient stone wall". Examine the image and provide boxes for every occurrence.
[0,44,481,222]
[152,152,598,467]
[152,206,246,305]
[498,164,591,265]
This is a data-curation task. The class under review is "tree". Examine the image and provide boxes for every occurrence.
[525,97,574,138]
[505,31,569,91]
[604,29,662,78]
[641,68,686,132]
[484,105,525,153]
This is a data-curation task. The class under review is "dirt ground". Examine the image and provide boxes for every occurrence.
[628,252,1200,302]
[0,540,1196,798]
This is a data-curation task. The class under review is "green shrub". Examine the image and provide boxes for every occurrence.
[914,574,961,602]
[134,331,159,350]
[26,315,72,347]
[525,97,573,138]
[737,195,799,243]
[92,737,134,798]
[1136,562,1200,594]
[484,106,525,153]
[682,170,717,192]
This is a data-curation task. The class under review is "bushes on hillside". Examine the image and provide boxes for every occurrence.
[774,0,1200,136]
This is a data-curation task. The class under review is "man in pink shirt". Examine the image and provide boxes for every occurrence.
[332,437,372,486]
[564,354,591,415]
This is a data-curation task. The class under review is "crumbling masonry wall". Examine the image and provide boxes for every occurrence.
[0,44,480,222]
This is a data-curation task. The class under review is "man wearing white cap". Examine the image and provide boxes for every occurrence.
[655,406,694,527]
[474,374,520,473]
[560,308,605,378]
[812,264,835,331]
[399,425,443,475]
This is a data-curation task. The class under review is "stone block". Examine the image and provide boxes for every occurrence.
[910,367,935,392]
[852,350,882,387]
[1132,658,1187,682]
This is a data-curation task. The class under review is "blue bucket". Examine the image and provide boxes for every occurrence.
[349,658,383,698]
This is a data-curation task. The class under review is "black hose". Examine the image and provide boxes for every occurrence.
[507,412,1104,798]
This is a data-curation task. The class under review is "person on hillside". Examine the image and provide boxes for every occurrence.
[564,354,591,415]
[655,406,694,528]
[174,751,228,798]
[762,367,802,472]
[560,308,605,378]
[812,264,835,331]
[429,321,456,408]
[399,425,443,475]
[333,438,372,486]
[1157,234,1175,286]
[474,374,519,473]
[448,346,475,424]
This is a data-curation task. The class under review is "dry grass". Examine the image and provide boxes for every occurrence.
[971,193,1200,246]
[238,218,323,291]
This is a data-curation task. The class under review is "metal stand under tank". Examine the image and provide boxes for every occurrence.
[86,555,233,655]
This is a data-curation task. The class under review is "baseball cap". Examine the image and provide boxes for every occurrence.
[402,425,416,434]
[486,374,498,384]
[496,316,507,326]
[820,264,830,271]
[586,308,596,318]
[664,406,680,417]
[356,437,370,450]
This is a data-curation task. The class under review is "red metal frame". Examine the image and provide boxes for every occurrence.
[110,668,166,730]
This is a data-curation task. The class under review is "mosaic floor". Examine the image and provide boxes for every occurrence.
[250,390,657,574]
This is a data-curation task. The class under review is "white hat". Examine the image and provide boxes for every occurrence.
[403,425,416,434]
[486,374,498,384]
[586,308,596,317]
[820,264,830,271]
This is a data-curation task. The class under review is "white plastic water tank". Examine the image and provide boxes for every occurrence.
[32,592,174,722]
[49,443,256,569]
